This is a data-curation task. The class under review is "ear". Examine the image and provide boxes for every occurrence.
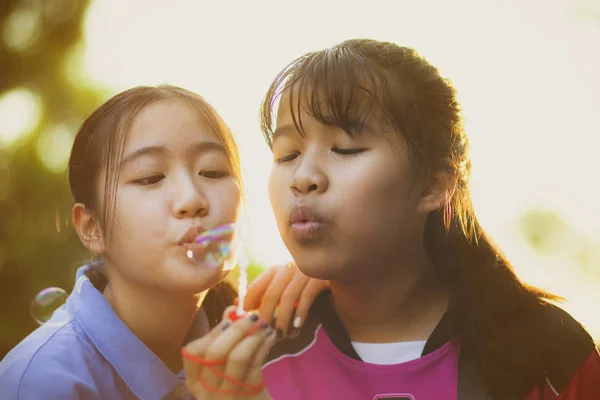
[72,203,105,254]
[417,170,453,214]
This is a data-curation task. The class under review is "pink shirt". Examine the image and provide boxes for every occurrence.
[261,292,599,400]
[263,324,459,400]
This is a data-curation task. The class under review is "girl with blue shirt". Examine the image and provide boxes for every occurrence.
[0,85,290,399]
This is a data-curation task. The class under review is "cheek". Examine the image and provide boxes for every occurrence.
[109,190,169,243]
[209,181,242,222]
[268,170,287,219]
[335,164,412,228]
[342,162,406,201]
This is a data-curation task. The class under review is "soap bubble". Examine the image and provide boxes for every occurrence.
[31,287,68,325]
[185,221,252,316]
[185,223,236,270]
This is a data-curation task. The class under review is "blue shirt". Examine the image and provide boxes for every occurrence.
[0,265,210,400]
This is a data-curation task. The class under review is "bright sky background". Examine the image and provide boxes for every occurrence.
[81,0,600,336]
[5,0,599,335]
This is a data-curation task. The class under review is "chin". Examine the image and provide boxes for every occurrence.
[168,260,228,293]
[177,274,226,295]
[291,254,338,281]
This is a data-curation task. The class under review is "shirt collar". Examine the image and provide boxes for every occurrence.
[68,264,209,400]
[309,291,457,360]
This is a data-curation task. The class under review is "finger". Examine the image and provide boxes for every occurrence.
[246,328,277,382]
[294,279,329,330]
[184,312,234,357]
[239,333,277,399]
[259,266,295,325]
[182,313,236,397]
[220,305,242,322]
[182,314,232,384]
[219,325,273,395]
[182,324,223,398]
[202,312,263,366]
[275,272,309,336]
[243,266,278,311]
[183,350,205,397]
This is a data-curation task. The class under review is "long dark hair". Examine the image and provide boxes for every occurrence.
[260,39,558,398]
[68,85,239,325]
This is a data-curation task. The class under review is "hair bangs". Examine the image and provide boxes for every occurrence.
[261,48,390,146]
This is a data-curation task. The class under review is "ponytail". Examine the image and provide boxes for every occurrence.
[426,210,557,398]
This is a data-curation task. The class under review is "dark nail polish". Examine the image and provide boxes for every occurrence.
[276,328,283,339]
[261,322,269,329]
[250,313,259,322]
[221,322,230,331]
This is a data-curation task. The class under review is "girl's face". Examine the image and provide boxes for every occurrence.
[268,102,438,281]
[97,100,241,293]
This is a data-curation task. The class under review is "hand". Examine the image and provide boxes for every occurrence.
[243,262,329,338]
[182,306,275,400]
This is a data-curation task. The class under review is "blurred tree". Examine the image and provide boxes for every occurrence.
[520,210,568,253]
[520,210,600,347]
[520,209,600,278]
[0,0,267,359]
[0,0,104,359]
[569,0,600,22]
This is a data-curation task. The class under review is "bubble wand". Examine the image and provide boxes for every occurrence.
[233,217,251,319]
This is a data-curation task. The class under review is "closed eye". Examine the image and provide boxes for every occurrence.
[132,175,164,185]
[199,170,230,179]
[275,152,300,164]
[332,148,366,155]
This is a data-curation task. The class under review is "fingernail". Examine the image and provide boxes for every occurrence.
[261,322,269,330]
[293,317,302,328]
[221,322,230,331]
[276,328,283,339]
[249,313,259,322]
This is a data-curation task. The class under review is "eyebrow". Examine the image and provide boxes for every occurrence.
[120,141,228,168]
[272,123,299,142]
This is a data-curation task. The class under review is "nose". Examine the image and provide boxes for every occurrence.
[172,175,208,219]
[290,150,328,196]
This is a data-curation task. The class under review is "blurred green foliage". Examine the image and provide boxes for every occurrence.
[520,209,600,346]
[0,0,103,359]
[0,0,269,360]
[520,209,600,279]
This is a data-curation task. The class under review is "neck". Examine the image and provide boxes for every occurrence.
[103,274,206,373]
[331,246,449,344]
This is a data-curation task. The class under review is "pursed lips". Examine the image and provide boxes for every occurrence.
[288,205,325,239]
[177,225,205,246]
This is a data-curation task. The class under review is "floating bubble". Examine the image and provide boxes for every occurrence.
[31,287,68,325]
[186,223,236,270]
[185,220,252,318]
